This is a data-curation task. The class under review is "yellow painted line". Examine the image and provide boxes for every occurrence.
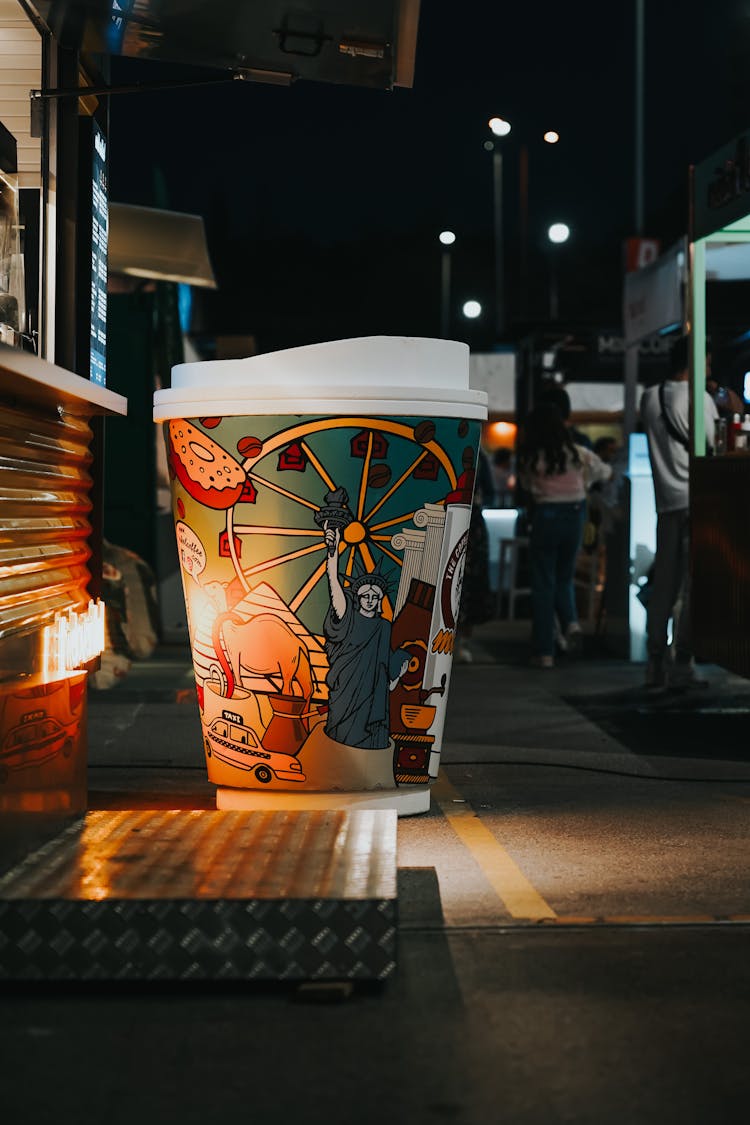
[433,771,557,921]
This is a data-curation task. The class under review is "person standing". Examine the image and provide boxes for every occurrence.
[639,334,718,691]
[518,405,612,668]
[539,385,593,449]
[705,346,744,420]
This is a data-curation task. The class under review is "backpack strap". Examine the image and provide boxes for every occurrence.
[658,382,690,451]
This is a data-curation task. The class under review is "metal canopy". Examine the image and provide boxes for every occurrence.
[29,0,421,90]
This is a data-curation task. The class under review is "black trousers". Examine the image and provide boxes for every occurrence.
[646,507,692,665]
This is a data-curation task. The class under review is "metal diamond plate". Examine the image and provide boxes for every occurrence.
[0,809,397,981]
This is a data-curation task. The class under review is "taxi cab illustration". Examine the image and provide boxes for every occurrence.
[205,707,306,784]
[0,711,74,777]
[0,681,80,781]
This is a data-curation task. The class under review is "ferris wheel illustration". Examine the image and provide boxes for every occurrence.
[222,416,461,622]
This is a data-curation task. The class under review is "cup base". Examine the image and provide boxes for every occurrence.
[215,784,430,817]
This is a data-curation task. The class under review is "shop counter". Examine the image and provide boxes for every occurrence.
[0,343,126,812]
[692,453,750,677]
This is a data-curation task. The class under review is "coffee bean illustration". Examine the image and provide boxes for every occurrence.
[368,463,392,488]
[414,420,436,445]
[237,435,264,460]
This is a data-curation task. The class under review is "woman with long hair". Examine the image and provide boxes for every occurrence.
[517,404,611,668]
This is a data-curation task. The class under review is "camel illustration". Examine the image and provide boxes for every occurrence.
[211,611,314,721]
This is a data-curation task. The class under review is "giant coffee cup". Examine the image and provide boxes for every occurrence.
[154,337,488,815]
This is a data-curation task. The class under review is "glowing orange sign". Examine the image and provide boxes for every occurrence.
[42,601,105,681]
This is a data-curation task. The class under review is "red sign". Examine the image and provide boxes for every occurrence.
[624,237,661,273]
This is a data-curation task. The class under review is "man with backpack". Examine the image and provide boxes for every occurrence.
[639,334,718,692]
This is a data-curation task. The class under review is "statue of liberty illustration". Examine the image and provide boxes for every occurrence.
[320,507,410,748]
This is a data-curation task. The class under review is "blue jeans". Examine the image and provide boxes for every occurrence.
[529,501,586,658]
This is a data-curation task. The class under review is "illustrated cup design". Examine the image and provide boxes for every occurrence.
[155,337,488,809]
[164,412,481,795]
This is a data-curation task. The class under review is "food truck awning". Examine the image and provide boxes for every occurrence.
[108,203,217,288]
[30,0,421,90]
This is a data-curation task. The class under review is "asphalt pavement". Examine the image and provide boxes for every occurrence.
[4,617,750,1124]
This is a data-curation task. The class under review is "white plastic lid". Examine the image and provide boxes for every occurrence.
[154,336,488,421]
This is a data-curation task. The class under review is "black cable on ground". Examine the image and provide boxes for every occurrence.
[448,759,750,784]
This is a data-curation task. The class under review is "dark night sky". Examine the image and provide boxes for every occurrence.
[108,0,749,353]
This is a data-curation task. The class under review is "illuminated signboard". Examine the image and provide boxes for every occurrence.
[42,601,105,681]
[90,122,108,386]
[108,0,135,51]
[694,131,750,240]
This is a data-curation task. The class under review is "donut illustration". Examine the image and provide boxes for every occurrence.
[168,421,247,511]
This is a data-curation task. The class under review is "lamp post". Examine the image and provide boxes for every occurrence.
[486,118,561,328]
[524,129,560,319]
[438,230,456,338]
[546,222,570,320]
[486,117,511,337]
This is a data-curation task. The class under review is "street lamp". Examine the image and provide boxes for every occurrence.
[488,116,511,138]
[546,222,570,320]
[485,119,562,329]
[520,128,562,319]
[462,299,482,319]
[547,222,570,244]
[438,230,456,338]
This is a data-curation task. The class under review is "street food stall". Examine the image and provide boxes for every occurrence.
[623,129,750,676]
[688,132,750,677]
